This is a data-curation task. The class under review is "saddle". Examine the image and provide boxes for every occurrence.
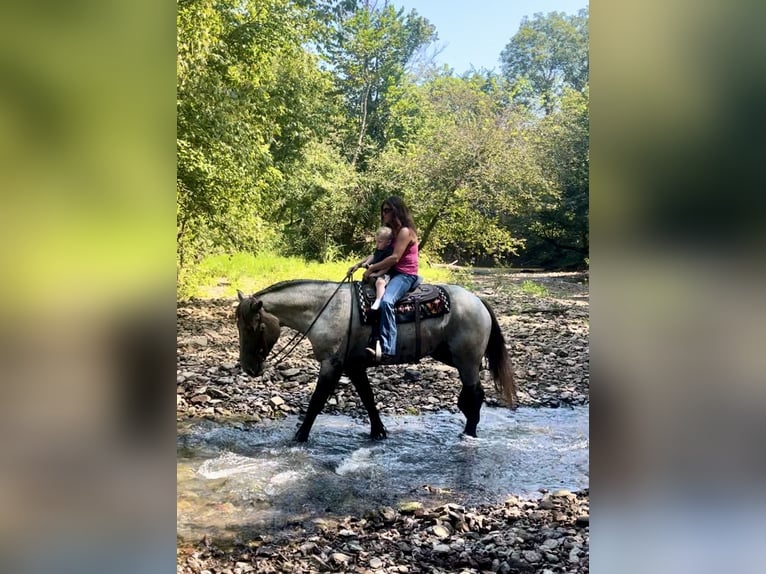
[354,280,451,360]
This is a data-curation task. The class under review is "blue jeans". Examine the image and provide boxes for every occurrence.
[379,272,418,355]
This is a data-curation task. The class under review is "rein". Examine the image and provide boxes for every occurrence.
[268,275,352,367]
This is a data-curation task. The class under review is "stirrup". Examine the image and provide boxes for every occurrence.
[365,340,382,362]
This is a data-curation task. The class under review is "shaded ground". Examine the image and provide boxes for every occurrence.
[177,270,589,573]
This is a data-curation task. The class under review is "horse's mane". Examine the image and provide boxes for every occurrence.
[254,279,336,297]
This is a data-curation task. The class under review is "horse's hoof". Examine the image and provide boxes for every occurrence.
[294,431,309,442]
[370,427,387,440]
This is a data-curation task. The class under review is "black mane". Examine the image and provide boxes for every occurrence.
[254,279,336,297]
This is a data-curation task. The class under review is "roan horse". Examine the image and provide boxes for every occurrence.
[235,280,516,442]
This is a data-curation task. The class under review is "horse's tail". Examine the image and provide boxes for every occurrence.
[481,298,517,409]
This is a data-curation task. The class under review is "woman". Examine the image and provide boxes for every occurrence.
[362,196,419,363]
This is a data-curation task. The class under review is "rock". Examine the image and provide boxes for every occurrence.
[369,557,383,569]
[403,368,421,380]
[299,542,317,555]
[190,394,211,404]
[541,538,560,550]
[269,395,285,407]
[432,543,451,554]
[432,525,450,539]
[280,368,301,378]
[185,336,208,347]
[539,496,555,509]
[309,555,330,571]
[398,501,422,514]
[379,506,397,523]
[522,550,541,563]
[330,552,351,565]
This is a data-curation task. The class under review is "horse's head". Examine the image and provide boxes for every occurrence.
[235,290,281,376]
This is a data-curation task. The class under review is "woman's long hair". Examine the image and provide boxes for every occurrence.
[381,195,417,235]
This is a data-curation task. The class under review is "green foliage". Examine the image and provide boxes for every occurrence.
[513,86,589,268]
[180,251,454,300]
[175,3,589,294]
[500,8,589,114]
[520,280,549,297]
[177,0,331,269]
[321,1,436,167]
[369,73,550,265]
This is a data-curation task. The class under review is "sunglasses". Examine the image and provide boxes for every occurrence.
[382,207,392,213]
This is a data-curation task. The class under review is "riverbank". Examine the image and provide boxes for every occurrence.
[177,271,589,573]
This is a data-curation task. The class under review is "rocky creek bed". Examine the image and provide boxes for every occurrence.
[177,271,589,574]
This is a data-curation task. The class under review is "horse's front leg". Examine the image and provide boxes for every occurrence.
[294,358,342,442]
[345,363,387,440]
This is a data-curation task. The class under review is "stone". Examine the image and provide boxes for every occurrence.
[269,395,285,407]
[522,550,541,563]
[379,506,397,523]
[185,336,208,347]
[398,501,422,514]
[369,557,383,569]
[330,552,351,565]
[552,489,574,498]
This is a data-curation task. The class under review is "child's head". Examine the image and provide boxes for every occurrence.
[375,226,393,248]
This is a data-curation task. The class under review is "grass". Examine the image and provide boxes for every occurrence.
[180,251,456,300]
[520,280,549,297]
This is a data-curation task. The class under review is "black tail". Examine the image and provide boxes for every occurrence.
[481,298,517,408]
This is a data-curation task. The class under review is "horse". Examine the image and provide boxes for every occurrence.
[235,280,516,442]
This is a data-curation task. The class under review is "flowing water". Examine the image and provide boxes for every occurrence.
[177,407,588,542]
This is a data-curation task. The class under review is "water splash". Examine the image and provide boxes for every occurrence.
[178,407,588,541]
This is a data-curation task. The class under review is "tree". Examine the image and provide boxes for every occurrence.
[500,8,588,114]
[176,0,330,273]
[370,73,551,265]
[512,86,589,268]
[321,0,436,167]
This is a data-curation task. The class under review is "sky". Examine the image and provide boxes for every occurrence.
[394,0,589,74]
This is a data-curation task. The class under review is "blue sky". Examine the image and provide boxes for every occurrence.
[394,0,589,74]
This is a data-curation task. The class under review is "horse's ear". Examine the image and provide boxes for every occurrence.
[237,289,246,302]
[254,300,263,312]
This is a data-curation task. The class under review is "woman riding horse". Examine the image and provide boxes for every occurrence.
[361,196,419,364]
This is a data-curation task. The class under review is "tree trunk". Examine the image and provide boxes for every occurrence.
[418,189,457,251]
[351,82,372,167]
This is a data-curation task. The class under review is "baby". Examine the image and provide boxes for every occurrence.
[348,226,394,310]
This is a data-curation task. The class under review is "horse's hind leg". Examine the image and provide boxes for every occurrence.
[457,364,485,437]
[346,363,387,440]
[294,358,342,442]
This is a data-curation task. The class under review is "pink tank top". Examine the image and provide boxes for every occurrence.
[395,237,419,275]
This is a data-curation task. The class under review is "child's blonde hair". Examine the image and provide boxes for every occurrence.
[376,226,393,240]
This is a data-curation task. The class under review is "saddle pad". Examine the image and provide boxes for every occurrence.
[355,281,451,325]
